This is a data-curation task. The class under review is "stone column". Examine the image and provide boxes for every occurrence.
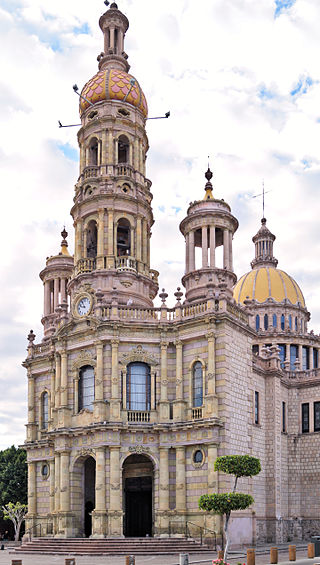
[110,27,115,50]
[142,219,148,264]
[74,220,82,267]
[285,343,290,368]
[101,130,107,165]
[97,209,105,269]
[44,281,51,316]
[110,340,120,420]
[55,353,61,411]
[207,444,220,533]
[173,341,186,420]
[109,447,122,536]
[28,461,37,515]
[92,447,107,538]
[58,351,70,428]
[106,210,114,268]
[159,447,169,534]
[136,216,142,263]
[108,130,113,163]
[54,453,60,513]
[205,331,218,417]
[185,233,189,274]
[223,229,229,270]
[60,451,70,512]
[54,278,59,309]
[229,231,233,271]
[134,139,139,170]
[50,371,55,424]
[202,226,208,268]
[94,342,106,420]
[159,342,169,420]
[49,459,55,515]
[210,226,216,268]
[309,347,314,370]
[60,278,66,303]
[27,371,37,442]
[84,228,90,259]
[189,230,195,271]
[176,446,186,513]
[298,344,303,370]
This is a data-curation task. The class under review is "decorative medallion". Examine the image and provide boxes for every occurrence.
[120,345,159,366]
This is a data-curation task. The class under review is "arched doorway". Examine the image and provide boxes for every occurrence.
[84,457,96,537]
[123,454,153,537]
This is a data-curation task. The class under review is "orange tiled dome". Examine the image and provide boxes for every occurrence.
[80,69,148,117]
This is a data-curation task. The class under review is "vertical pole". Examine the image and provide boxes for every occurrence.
[202,226,208,268]
[210,226,215,268]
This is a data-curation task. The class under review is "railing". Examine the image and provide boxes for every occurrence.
[24,522,42,541]
[192,407,203,420]
[76,258,96,274]
[116,164,134,178]
[167,519,217,550]
[33,343,51,355]
[116,256,137,272]
[182,301,208,317]
[83,166,99,179]
[118,307,160,321]
[127,410,150,423]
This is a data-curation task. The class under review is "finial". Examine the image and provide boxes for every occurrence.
[61,227,68,248]
[110,2,118,8]
[204,157,214,200]
[174,287,183,304]
[159,288,168,304]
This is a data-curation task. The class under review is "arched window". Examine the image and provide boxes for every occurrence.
[289,315,292,330]
[86,220,97,258]
[192,361,203,408]
[264,314,268,330]
[126,362,151,411]
[79,365,95,411]
[89,138,99,166]
[118,135,129,164]
[256,315,260,331]
[273,314,277,328]
[281,314,285,331]
[295,317,298,331]
[41,391,49,430]
[117,218,131,256]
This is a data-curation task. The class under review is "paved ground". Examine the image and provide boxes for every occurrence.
[0,547,319,565]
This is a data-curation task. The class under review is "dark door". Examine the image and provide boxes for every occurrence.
[124,476,152,537]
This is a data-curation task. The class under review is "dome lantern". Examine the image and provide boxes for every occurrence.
[251,217,278,269]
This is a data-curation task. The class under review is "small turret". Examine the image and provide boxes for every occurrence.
[251,218,278,269]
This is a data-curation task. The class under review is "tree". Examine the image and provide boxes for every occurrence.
[199,455,261,561]
[0,446,27,508]
[2,502,28,541]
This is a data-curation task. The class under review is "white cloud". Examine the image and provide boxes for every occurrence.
[1,0,320,449]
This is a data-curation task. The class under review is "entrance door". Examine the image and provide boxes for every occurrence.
[125,476,152,537]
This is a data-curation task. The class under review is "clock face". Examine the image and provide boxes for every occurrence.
[77,297,91,316]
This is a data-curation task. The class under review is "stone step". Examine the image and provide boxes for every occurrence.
[15,538,213,555]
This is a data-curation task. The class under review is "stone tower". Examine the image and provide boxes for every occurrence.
[71,1,158,309]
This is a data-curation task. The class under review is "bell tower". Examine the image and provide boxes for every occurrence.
[69,2,158,307]
[180,168,238,303]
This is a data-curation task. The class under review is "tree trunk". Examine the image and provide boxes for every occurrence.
[223,512,231,561]
[15,520,22,542]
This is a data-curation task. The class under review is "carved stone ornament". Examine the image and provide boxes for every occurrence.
[120,345,159,367]
[110,483,120,490]
[120,280,133,288]
[72,350,96,370]
[160,484,169,491]
[207,373,214,381]
[129,445,150,454]
[78,448,95,458]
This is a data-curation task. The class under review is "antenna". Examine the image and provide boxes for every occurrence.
[147,111,170,120]
[73,84,94,107]
[252,180,271,218]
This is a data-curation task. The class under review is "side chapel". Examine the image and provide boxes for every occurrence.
[23,2,320,545]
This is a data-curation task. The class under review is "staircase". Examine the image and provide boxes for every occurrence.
[14,537,214,555]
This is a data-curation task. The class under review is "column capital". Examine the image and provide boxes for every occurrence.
[111,339,119,347]
[160,342,168,350]
[206,331,215,340]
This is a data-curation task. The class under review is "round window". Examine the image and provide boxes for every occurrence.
[41,464,49,478]
[193,450,203,464]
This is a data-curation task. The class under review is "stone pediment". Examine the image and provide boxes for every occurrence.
[119,345,159,366]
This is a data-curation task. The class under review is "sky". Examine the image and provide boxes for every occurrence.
[0,0,320,449]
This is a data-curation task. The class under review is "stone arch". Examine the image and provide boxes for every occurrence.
[122,452,155,537]
[70,452,96,537]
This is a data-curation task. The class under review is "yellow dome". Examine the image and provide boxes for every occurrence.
[233,267,305,307]
[80,68,148,117]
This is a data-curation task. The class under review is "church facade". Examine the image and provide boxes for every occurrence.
[23,2,320,546]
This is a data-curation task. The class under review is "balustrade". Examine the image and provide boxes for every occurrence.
[116,256,137,272]
[76,258,96,274]
[192,407,203,419]
[127,411,150,423]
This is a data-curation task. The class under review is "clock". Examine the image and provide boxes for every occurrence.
[76,296,91,317]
